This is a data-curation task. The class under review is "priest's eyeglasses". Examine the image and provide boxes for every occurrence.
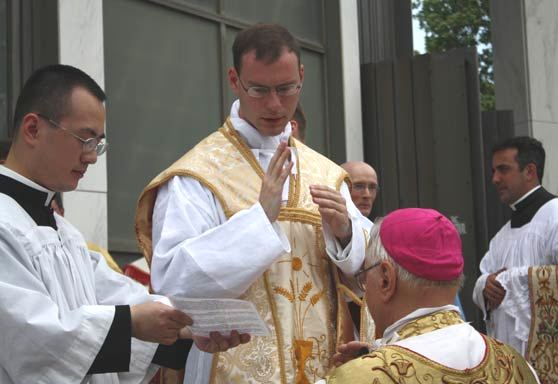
[354,261,381,291]
[238,78,302,98]
[37,114,108,156]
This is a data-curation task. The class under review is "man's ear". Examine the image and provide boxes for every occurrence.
[377,261,397,303]
[228,67,240,95]
[525,162,539,182]
[291,120,299,138]
[19,114,41,146]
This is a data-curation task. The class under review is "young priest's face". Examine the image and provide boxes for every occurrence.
[229,49,303,137]
[34,87,105,192]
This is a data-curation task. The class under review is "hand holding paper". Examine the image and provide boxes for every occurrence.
[170,296,269,337]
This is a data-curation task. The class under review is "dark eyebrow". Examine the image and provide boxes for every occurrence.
[79,127,106,139]
[494,164,510,171]
[246,81,268,87]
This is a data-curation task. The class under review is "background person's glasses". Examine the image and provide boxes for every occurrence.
[353,183,379,193]
[238,78,302,98]
[37,113,108,156]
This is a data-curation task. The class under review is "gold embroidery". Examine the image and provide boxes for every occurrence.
[209,352,219,383]
[288,137,302,208]
[287,173,297,208]
[263,272,288,384]
[292,257,303,271]
[397,310,463,340]
[278,208,321,226]
[357,228,376,343]
[271,224,330,383]
[527,265,558,383]
[338,284,363,304]
[222,121,265,179]
[327,315,538,384]
[237,337,279,381]
[359,294,376,343]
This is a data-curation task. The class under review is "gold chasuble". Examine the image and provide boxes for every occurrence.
[136,119,356,384]
[527,265,558,383]
[326,310,538,384]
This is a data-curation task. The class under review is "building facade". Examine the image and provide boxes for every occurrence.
[1,0,363,255]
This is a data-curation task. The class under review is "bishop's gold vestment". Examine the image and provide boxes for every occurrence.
[326,310,538,384]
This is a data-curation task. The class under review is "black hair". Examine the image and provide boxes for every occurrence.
[13,64,106,132]
[492,136,545,181]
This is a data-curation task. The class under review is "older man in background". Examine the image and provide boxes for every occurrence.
[341,161,378,218]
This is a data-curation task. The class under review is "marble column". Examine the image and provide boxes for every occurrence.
[491,0,558,194]
[57,1,108,247]
[340,0,364,161]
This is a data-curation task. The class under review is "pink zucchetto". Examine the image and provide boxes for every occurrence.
[379,208,463,281]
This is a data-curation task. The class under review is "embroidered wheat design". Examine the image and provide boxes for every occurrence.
[274,286,295,302]
[298,282,313,301]
[310,289,324,306]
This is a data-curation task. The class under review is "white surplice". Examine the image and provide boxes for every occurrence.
[151,100,371,384]
[0,166,162,384]
[315,305,540,383]
[472,194,558,355]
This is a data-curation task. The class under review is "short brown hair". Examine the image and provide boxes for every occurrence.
[233,23,301,74]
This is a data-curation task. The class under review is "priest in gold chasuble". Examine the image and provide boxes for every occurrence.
[320,208,540,384]
[136,24,370,384]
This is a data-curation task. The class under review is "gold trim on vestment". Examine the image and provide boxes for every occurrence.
[338,285,363,305]
[209,351,218,383]
[359,293,376,343]
[336,174,350,193]
[356,227,375,343]
[287,173,298,209]
[278,208,322,226]
[222,122,305,215]
[326,310,538,383]
[397,310,463,340]
[355,335,536,382]
[527,265,558,383]
[263,271,288,384]
[362,228,369,249]
[222,120,265,179]
[288,137,302,208]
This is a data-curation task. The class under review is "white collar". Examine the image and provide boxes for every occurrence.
[510,185,542,211]
[229,99,292,150]
[0,165,55,206]
[379,304,459,345]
